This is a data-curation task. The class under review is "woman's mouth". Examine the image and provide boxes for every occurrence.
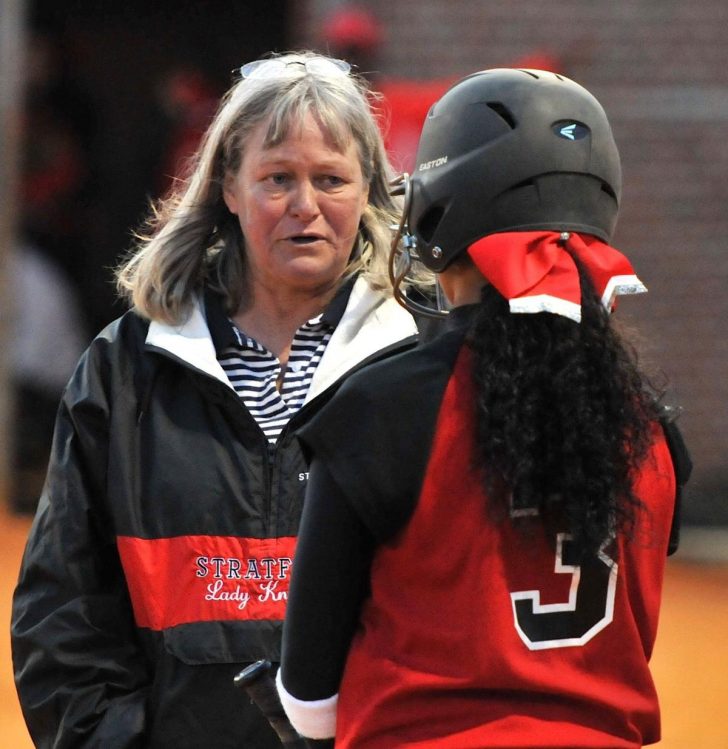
[289,235,320,245]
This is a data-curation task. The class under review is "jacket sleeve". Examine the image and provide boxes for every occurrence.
[11,338,151,748]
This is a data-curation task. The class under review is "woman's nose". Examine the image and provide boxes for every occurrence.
[289,181,320,220]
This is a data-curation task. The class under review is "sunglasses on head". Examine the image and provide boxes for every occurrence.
[237,56,351,81]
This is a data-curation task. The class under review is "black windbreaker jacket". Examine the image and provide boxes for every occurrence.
[11,277,419,749]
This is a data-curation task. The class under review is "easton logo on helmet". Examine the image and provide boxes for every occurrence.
[554,121,590,140]
[418,156,448,171]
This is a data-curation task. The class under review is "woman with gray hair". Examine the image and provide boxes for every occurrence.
[12,51,424,748]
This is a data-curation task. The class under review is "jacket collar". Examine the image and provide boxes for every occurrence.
[145,298,233,388]
[145,276,418,398]
[305,276,418,402]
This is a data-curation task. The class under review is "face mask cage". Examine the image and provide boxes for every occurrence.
[388,173,450,319]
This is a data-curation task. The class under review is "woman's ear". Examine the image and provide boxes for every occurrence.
[222,173,238,215]
[359,183,370,215]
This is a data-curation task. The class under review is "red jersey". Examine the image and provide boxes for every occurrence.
[335,346,676,748]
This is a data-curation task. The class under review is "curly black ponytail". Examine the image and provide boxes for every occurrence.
[467,256,661,559]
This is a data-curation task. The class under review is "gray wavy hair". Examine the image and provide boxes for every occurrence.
[116,51,408,323]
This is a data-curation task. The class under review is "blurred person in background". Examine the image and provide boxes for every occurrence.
[149,65,222,197]
[11,50,425,748]
[20,26,100,324]
[8,242,86,514]
[277,69,691,748]
[9,27,94,514]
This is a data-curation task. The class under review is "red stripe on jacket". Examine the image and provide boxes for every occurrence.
[117,535,296,629]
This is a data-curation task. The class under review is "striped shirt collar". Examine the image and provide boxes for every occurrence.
[204,275,356,355]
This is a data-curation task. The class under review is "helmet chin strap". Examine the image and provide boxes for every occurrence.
[388,173,450,319]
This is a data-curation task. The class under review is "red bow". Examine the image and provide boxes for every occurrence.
[466,231,646,322]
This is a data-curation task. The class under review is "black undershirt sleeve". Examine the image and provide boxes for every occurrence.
[282,319,472,703]
[280,457,375,701]
[659,408,692,556]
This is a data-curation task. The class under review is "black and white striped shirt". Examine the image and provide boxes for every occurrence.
[219,315,333,444]
[206,279,354,444]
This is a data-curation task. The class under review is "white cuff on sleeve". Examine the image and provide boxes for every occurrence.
[275,667,338,740]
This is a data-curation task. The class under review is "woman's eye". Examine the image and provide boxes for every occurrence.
[263,172,290,187]
[323,175,344,187]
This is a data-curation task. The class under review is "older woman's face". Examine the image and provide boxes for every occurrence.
[223,111,369,299]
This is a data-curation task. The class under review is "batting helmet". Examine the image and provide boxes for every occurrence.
[408,68,621,272]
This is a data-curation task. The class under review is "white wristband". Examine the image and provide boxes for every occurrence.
[275,667,338,740]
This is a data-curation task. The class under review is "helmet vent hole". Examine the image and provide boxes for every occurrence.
[487,102,517,129]
[417,205,445,242]
[601,181,617,200]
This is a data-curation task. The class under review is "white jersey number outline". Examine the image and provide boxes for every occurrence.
[510,533,617,650]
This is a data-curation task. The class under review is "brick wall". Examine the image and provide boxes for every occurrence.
[295,0,728,525]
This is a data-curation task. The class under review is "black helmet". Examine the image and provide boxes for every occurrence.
[409,68,621,272]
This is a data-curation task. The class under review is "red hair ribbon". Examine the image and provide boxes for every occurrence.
[466,231,647,322]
